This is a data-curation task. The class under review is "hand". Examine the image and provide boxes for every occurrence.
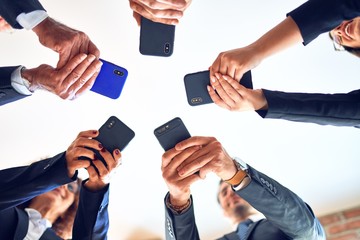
[32,17,100,69]
[162,145,201,206]
[208,73,268,111]
[22,53,102,100]
[175,137,237,181]
[0,16,12,32]
[209,45,262,82]
[65,130,103,178]
[84,147,122,191]
[129,0,192,25]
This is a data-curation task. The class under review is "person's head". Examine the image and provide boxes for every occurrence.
[330,17,360,57]
[217,180,255,225]
[28,179,81,239]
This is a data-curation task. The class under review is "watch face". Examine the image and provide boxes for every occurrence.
[234,157,248,171]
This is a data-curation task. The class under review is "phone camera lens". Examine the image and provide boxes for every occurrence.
[164,43,170,54]
[114,69,124,76]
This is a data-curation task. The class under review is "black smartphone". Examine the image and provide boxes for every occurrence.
[154,117,190,151]
[139,17,175,57]
[90,59,128,99]
[83,116,135,166]
[184,70,253,106]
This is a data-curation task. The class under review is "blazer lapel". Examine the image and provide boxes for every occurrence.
[39,228,63,240]
[244,219,263,240]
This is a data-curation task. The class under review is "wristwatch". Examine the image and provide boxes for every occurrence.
[225,157,250,189]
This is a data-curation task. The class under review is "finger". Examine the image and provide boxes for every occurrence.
[133,1,181,24]
[98,147,114,169]
[162,148,183,169]
[133,11,141,26]
[178,151,215,177]
[112,149,122,168]
[69,159,91,171]
[92,160,110,178]
[211,73,235,106]
[57,50,72,69]
[226,64,236,80]
[224,75,247,94]
[73,137,103,151]
[88,40,100,59]
[71,147,97,160]
[210,55,221,82]
[134,0,186,9]
[72,69,99,100]
[58,53,87,76]
[178,172,203,187]
[61,54,97,91]
[217,75,242,103]
[175,136,216,151]
[86,165,99,181]
[76,130,99,139]
[207,85,231,110]
[164,146,201,172]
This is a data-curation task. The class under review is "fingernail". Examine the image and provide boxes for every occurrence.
[210,76,216,83]
[92,130,97,134]
[207,86,211,91]
[80,54,87,60]
[222,75,228,80]
[98,143,103,149]
[215,73,220,80]
[101,148,106,152]
[115,149,120,155]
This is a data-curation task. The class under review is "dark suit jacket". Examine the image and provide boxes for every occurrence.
[164,165,325,240]
[287,0,360,45]
[0,66,29,106]
[257,89,360,128]
[0,153,110,240]
[0,0,45,29]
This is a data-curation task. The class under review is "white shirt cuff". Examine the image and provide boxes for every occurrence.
[16,10,48,30]
[11,66,33,96]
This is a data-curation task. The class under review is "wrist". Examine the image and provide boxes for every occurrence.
[32,17,51,36]
[253,89,268,110]
[169,193,190,207]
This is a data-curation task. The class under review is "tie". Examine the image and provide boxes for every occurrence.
[237,219,253,240]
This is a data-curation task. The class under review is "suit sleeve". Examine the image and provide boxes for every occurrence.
[0,66,29,106]
[0,0,45,29]
[287,0,360,45]
[256,89,360,128]
[0,152,76,211]
[236,165,326,239]
[164,193,200,240]
[72,183,110,240]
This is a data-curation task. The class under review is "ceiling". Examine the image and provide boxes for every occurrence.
[1,0,359,239]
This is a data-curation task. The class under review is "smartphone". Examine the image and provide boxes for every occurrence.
[139,17,175,57]
[184,70,253,106]
[90,59,128,99]
[154,117,190,151]
[83,116,135,166]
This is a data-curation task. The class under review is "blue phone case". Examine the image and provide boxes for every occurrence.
[184,70,253,106]
[140,17,175,57]
[90,59,128,99]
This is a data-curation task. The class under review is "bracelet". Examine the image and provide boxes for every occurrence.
[168,198,191,213]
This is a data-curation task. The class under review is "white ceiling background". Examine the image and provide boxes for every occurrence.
[1,0,360,239]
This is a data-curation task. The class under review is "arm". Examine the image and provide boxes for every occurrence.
[0,66,29,106]
[73,143,122,239]
[164,193,199,240]
[0,153,75,211]
[256,89,360,128]
[288,0,360,45]
[236,165,325,239]
[73,183,110,240]
[0,0,45,29]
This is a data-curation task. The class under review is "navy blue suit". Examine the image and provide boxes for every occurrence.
[0,66,29,106]
[0,153,110,239]
[257,89,360,128]
[255,0,360,128]
[164,165,325,240]
[0,0,45,29]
